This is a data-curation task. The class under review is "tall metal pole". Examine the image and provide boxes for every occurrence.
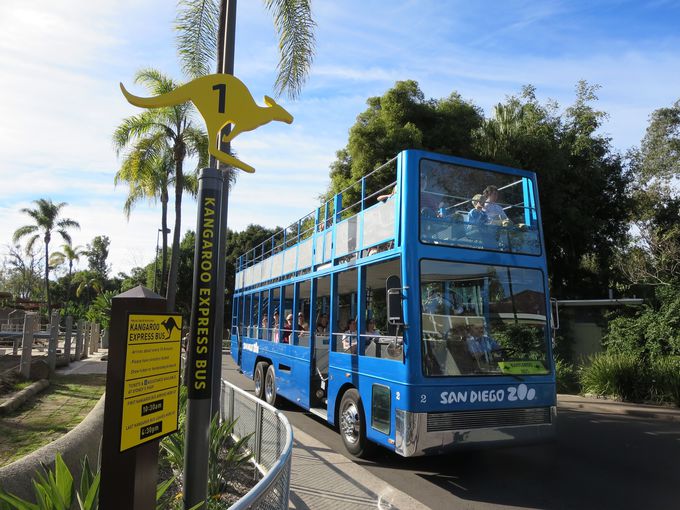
[211,0,237,417]
[184,169,223,508]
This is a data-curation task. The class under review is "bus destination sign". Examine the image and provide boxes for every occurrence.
[120,313,182,452]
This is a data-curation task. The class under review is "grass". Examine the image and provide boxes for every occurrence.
[0,374,106,468]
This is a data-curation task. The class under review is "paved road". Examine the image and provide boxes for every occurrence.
[222,355,680,510]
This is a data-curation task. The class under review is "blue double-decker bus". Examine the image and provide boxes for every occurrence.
[231,149,556,457]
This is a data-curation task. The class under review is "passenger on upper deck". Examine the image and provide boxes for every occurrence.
[377,185,397,203]
[297,312,308,332]
[467,194,490,226]
[420,173,441,215]
[273,310,280,342]
[483,185,511,226]
[364,318,381,345]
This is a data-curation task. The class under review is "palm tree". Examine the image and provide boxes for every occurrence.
[50,242,85,301]
[114,139,185,296]
[114,69,207,310]
[12,199,80,315]
[51,242,85,277]
[176,0,316,98]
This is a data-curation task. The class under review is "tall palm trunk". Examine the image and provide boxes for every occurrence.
[161,189,169,296]
[166,156,184,310]
[44,233,51,316]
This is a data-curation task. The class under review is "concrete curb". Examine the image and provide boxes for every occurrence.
[0,379,50,415]
[0,394,105,500]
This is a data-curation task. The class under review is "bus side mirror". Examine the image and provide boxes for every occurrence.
[386,275,404,326]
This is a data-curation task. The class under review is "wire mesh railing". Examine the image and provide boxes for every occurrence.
[220,379,293,510]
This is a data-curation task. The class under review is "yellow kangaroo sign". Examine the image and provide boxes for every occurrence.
[120,74,294,173]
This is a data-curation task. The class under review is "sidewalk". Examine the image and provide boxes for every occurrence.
[58,349,109,375]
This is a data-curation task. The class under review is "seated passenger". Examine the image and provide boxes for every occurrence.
[272,310,280,342]
[465,323,501,364]
[315,312,329,334]
[467,194,490,226]
[483,185,511,226]
[281,313,293,343]
[420,173,442,216]
[341,318,357,354]
[364,318,381,346]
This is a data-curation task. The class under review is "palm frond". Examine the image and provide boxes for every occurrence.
[175,0,220,79]
[264,0,316,99]
[12,225,38,243]
[135,68,180,96]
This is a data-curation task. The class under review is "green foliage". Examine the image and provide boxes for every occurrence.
[85,292,114,330]
[0,454,99,510]
[327,80,483,207]
[554,357,580,394]
[84,236,110,278]
[160,385,253,508]
[580,352,680,406]
[580,352,644,401]
[605,292,680,360]
[639,99,680,183]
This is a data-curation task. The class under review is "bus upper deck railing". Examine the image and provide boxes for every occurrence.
[235,157,399,291]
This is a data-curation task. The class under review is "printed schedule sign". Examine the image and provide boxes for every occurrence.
[120,313,182,452]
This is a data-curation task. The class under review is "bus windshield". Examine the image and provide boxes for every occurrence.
[420,259,550,377]
[419,158,540,255]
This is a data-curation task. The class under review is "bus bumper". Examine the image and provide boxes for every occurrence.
[394,406,557,457]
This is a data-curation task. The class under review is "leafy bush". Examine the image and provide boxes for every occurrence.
[0,454,99,510]
[581,352,680,405]
[580,352,646,401]
[554,357,580,394]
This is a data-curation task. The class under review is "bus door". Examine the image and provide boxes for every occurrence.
[311,275,331,410]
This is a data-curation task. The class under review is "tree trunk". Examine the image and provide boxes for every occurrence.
[166,159,183,311]
[44,236,51,316]
[161,189,169,297]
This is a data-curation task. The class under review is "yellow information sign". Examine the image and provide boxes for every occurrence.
[120,313,182,452]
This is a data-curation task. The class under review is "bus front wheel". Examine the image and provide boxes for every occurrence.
[254,361,267,400]
[265,364,279,406]
[339,389,373,458]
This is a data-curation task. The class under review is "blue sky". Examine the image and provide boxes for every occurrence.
[1,0,679,276]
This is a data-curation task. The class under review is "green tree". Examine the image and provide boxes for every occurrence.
[473,82,632,298]
[85,235,111,277]
[0,244,43,301]
[639,99,680,184]
[114,142,195,296]
[113,69,208,310]
[12,199,80,315]
[327,80,483,206]
[50,242,85,277]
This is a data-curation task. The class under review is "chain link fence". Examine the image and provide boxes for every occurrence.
[220,379,293,510]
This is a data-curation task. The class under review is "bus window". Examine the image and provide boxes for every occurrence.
[258,291,269,340]
[281,284,294,344]
[314,275,331,346]
[295,280,311,347]
[335,269,357,354]
[420,260,550,377]
[362,258,402,360]
[271,286,281,342]
[419,159,541,255]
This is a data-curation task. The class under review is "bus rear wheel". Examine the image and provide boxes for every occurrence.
[254,361,267,400]
[339,388,373,458]
[264,364,279,406]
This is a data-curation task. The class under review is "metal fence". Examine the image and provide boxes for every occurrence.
[220,379,293,510]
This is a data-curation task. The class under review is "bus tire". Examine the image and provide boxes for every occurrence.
[254,361,267,400]
[339,388,373,458]
[264,364,279,406]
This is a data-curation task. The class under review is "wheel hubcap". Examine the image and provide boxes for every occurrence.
[255,369,262,395]
[341,402,360,444]
[265,374,274,401]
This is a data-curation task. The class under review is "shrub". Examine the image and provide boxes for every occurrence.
[554,357,580,394]
[652,356,680,406]
[580,352,647,401]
